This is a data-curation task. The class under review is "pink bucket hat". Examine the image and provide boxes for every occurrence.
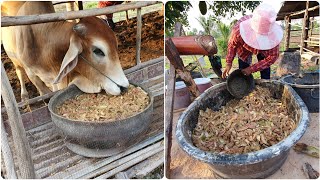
[240,3,283,50]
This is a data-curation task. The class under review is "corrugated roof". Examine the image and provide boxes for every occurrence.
[277,1,319,20]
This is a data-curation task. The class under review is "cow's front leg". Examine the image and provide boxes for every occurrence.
[14,65,29,102]
[24,68,52,96]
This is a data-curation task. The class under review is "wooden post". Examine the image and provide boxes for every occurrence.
[77,1,83,10]
[136,8,142,65]
[164,22,182,178]
[300,0,309,54]
[1,117,18,179]
[1,62,35,178]
[284,15,291,51]
[310,17,314,36]
[66,2,76,22]
[66,1,75,11]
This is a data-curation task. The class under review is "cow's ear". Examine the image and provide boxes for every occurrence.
[53,35,83,84]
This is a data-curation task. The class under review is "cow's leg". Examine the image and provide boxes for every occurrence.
[24,69,52,96]
[15,65,29,102]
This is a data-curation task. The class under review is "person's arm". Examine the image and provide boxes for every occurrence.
[222,30,238,78]
[249,46,280,73]
[225,30,238,66]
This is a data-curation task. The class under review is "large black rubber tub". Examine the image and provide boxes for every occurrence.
[176,80,310,178]
[281,72,319,113]
[48,84,153,157]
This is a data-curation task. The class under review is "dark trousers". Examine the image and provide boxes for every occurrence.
[238,53,270,79]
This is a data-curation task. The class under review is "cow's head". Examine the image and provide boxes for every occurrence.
[53,17,129,95]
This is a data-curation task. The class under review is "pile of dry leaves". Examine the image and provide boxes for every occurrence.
[192,86,296,154]
[56,85,149,122]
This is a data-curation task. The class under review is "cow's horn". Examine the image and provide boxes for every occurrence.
[73,23,87,36]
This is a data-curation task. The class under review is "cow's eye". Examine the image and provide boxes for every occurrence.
[93,48,105,57]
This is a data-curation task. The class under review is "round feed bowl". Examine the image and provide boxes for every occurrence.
[176,80,310,178]
[227,69,255,99]
[48,84,153,157]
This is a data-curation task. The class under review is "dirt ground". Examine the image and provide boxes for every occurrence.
[1,11,163,105]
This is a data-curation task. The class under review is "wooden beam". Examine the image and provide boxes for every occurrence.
[1,62,35,178]
[300,1,310,54]
[53,1,75,6]
[1,91,57,113]
[1,1,159,27]
[298,45,320,56]
[285,15,291,51]
[277,5,319,17]
[290,5,319,17]
[124,56,164,75]
[165,39,200,98]
[164,22,182,178]
[1,117,18,179]
[136,8,142,65]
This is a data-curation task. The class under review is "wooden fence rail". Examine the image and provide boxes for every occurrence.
[1,1,159,27]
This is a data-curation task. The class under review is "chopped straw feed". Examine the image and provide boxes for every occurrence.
[56,85,149,122]
[192,86,296,154]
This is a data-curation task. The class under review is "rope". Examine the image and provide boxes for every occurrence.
[78,54,122,87]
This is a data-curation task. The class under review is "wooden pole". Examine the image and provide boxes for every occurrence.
[164,22,181,178]
[1,62,35,178]
[277,5,319,18]
[300,1,309,54]
[77,1,83,10]
[1,1,159,27]
[284,15,291,51]
[66,2,76,23]
[310,17,314,36]
[136,8,142,65]
[1,117,18,179]
[53,1,75,6]
[66,2,75,11]
[165,39,200,98]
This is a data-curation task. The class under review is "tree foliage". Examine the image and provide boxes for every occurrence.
[204,1,261,19]
[196,16,216,36]
[165,1,192,36]
[186,28,199,35]
[216,22,231,57]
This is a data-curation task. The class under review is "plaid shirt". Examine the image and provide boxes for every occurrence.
[226,15,280,73]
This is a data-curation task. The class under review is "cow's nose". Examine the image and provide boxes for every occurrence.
[119,86,128,94]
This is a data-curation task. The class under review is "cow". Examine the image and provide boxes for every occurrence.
[1,1,129,102]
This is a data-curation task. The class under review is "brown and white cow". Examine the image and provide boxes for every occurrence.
[1,1,129,101]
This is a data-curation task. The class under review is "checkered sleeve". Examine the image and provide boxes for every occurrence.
[226,30,238,65]
[249,45,280,73]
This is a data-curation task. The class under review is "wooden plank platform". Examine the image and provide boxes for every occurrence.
[2,75,164,179]
[169,111,319,179]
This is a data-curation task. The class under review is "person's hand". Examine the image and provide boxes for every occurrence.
[222,64,232,79]
[241,67,252,76]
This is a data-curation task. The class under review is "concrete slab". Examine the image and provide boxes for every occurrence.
[169,111,319,179]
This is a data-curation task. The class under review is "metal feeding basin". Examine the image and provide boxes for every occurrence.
[48,84,153,158]
[176,80,310,178]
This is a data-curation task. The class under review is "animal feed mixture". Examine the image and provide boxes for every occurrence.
[192,86,296,154]
[56,85,149,122]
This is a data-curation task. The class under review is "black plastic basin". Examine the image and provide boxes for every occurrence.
[48,84,153,157]
[176,80,310,178]
[281,72,319,113]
